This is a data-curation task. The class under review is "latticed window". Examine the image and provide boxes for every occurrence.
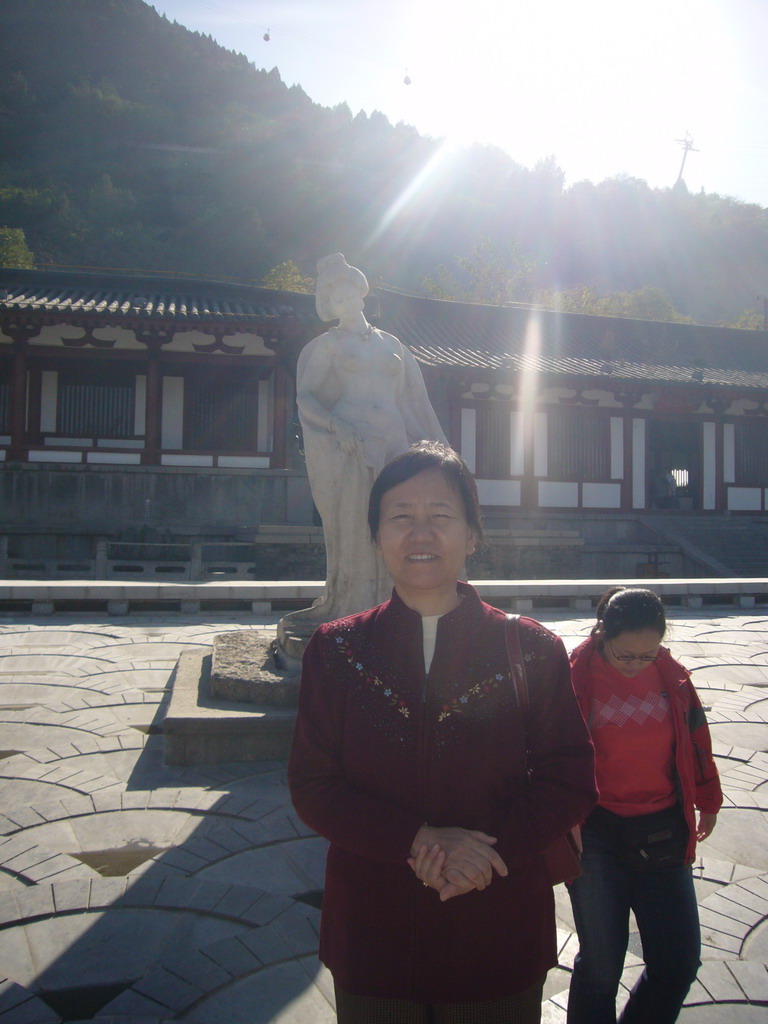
[184,368,263,451]
[475,403,512,478]
[548,408,609,481]
[57,366,134,436]
[735,420,768,486]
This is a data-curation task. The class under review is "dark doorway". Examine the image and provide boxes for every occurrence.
[647,420,702,510]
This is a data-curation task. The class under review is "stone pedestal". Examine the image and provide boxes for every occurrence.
[211,631,299,705]
[162,631,301,765]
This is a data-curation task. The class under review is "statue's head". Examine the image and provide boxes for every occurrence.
[315,253,369,322]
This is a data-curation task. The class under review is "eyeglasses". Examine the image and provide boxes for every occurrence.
[607,641,660,664]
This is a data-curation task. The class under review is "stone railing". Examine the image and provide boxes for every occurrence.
[1,577,766,617]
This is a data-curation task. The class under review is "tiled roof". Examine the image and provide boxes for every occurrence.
[0,268,318,325]
[374,290,768,390]
[3,269,768,390]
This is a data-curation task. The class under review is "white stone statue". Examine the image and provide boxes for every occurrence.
[283,253,447,636]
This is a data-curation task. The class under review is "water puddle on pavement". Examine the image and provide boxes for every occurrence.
[70,846,167,875]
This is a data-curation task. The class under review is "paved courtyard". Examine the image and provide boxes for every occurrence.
[0,606,766,1022]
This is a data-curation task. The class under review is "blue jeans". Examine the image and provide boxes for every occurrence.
[567,820,701,1024]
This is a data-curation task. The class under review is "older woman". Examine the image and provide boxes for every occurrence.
[295,253,446,623]
[288,441,597,1023]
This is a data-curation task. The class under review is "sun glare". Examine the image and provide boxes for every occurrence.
[155,0,768,206]
[364,138,460,250]
[383,0,745,191]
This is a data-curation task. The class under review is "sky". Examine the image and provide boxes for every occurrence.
[151,0,768,208]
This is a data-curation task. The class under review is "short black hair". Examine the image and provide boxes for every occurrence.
[368,441,483,541]
[594,586,667,640]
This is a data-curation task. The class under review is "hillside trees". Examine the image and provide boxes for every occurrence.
[0,0,767,322]
[421,240,537,305]
[0,227,34,268]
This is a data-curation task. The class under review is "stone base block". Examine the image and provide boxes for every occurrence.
[162,649,296,764]
[211,632,299,706]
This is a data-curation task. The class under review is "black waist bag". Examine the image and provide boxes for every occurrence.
[588,804,689,871]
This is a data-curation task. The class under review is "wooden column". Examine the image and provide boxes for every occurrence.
[135,328,174,466]
[271,361,288,468]
[707,396,731,512]
[613,390,645,511]
[6,328,37,461]
[26,366,43,446]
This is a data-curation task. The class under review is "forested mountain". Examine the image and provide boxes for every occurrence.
[1,0,766,325]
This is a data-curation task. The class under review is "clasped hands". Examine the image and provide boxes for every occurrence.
[408,824,508,902]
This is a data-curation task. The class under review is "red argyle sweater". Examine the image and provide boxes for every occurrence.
[570,637,722,863]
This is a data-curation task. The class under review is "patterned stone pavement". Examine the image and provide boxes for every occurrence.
[0,608,766,1022]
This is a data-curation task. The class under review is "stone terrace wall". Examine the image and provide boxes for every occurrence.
[0,463,315,532]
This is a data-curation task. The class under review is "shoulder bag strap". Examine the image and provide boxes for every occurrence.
[505,612,529,713]
[506,612,532,782]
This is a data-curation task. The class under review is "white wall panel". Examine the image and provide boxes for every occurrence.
[583,483,622,508]
[610,417,624,478]
[161,454,213,467]
[533,412,548,476]
[723,422,735,483]
[476,479,521,506]
[161,376,184,449]
[461,408,477,472]
[219,456,271,468]
[40,371,57,432]
[258,378,273,451]
[538,481,578,507]
[134,375,146,436]
[29,450,81,463]
[87,452,142,465]
[510,409,525,476]
[632,418,645,509]
[728,487,762,511]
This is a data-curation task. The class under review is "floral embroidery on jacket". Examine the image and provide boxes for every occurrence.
[335,634,411,717]
[437,673,508,722]
[328,613,561,728]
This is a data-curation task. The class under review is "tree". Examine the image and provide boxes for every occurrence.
[729,307,766,330]
[536,284,693,323]
[2,0,768,322]
[421,239,536,305]
[262,260,314,293]
[0,226,34,267]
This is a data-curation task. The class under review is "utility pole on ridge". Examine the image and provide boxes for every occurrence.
[674,132,699,187]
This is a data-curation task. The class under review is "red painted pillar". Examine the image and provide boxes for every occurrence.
[8,339,28,461]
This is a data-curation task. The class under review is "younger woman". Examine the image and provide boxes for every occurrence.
[567,587,722,1024]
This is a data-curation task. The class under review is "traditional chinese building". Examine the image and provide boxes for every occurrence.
[377,289,768,517]
[3,266,768,579]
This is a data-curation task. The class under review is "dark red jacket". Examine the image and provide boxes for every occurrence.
[288,584,597,1001]
[570,637,722,862]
